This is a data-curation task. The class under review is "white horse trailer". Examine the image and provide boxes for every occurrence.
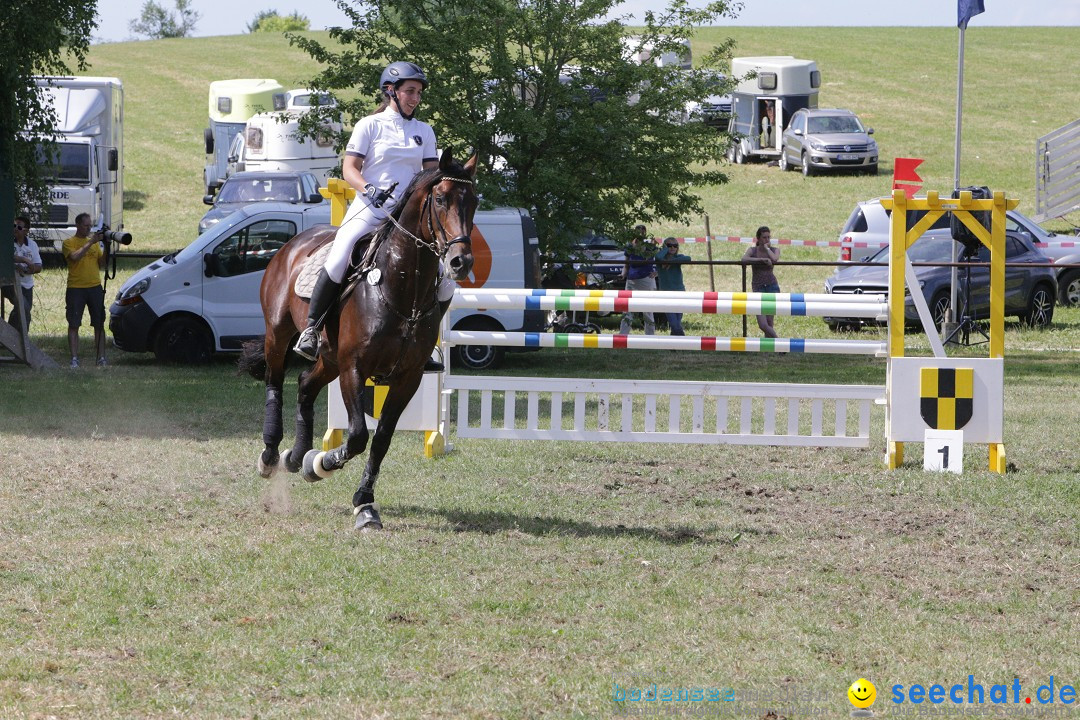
[727,56,819,164]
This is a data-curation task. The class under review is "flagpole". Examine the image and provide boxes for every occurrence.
[946,25,967,340]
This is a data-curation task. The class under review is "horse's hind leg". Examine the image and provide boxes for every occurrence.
[257,335,290,478]
[286,357,337,474]
[350,375,422,530]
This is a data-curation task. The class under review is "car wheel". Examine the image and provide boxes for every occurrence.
[153,315,213,364]
[1021,284,1055,328]
[866,163,878,175]
[1057,269,1080,307]
[452,342,505,371]
[930,291,951,332]
[779,147,790,171]
[726,144,736,163]
[734,143,745,164]
[801,152,814,177]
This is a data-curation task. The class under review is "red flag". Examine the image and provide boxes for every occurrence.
[893,157,924,197]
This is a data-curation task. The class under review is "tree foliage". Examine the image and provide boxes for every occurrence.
[248,10,311,33]
[129,0,200,39]
[289,0,739,252]
[0,0,97,216]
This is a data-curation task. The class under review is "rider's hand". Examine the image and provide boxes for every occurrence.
[364,183,381,206]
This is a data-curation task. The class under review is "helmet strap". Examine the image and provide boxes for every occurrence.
[387,85,416,121]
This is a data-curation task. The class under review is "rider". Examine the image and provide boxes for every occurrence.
[294,61,454,367]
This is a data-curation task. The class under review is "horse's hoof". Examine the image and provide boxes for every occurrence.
[353,503,383,531]
[256,452,280,479]
[301,449,333,483]
[282,448,301,474]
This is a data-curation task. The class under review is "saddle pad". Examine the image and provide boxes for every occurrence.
[295,243,334,299]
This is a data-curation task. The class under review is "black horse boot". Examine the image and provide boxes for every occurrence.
[293,268,341,360]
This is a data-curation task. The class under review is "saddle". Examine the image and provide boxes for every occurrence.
[293,231,382,300]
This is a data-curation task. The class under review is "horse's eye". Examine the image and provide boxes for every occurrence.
[434,192,446,207]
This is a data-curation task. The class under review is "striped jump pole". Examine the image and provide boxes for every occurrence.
[446,330,886,356]
[453,289,887,320]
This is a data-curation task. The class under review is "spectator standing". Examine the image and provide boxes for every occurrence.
[63,213,107,368]
[2,216,42,331]
[619,225,657,335]
[742,226,780,339]
[654,237,690,335]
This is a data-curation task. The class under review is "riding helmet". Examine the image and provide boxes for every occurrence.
[380,61,429,91]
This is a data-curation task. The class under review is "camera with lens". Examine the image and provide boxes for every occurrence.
[99,224,133,245]
[950,185,991,255]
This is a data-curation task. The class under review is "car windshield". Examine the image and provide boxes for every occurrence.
[807,115,864,134]
[217,178,300,204]
[575,234,619,250]
[869,236,956,263]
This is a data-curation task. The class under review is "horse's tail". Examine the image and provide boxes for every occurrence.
[237,339,267,380]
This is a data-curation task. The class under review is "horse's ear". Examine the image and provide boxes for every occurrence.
[464,153,478,178]
[439,147,454,171]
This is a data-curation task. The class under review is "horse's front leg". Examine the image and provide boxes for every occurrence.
[300,361,369,482]
[350,374,423,530]
[286,356,337,474]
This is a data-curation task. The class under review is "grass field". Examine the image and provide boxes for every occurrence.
[2,24,1078,720]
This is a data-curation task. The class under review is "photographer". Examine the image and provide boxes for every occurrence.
[2,216,42,331]
[742,226,780,339]
[62,213,108,368]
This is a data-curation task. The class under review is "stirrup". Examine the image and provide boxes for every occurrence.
[293,326,320,360]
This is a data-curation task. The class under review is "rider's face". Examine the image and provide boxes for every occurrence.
[393,80,424,115]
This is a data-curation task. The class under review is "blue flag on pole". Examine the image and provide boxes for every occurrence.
[958,0,985,28]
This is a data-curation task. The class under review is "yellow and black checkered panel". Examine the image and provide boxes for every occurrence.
[362,381,389,420]
[920,367,974,430]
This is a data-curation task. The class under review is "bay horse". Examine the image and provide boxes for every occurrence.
[240,149,477,530]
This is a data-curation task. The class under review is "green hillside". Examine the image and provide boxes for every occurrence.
[82,27,1080,252]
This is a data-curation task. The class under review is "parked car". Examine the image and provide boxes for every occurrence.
[684,71,732,130]
[111,203,543,367]
[823,231,1057,331]
[837,197,1080,305]
[779,108,877,176]
[198,170,324,235]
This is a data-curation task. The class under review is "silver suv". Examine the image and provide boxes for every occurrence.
[779,108,877,176]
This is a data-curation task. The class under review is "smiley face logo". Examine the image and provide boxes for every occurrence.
[848,678,876,710]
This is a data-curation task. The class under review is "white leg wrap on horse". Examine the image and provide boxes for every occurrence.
[352,502,380,516]
[312,452,335,479]
[437,274,456,302]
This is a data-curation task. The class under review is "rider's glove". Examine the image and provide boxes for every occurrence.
[364,183,389,208]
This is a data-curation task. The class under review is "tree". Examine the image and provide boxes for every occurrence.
[248,10,311,33]
[129,0,200,39]
[0,0,97,226]
[288,0,740,253]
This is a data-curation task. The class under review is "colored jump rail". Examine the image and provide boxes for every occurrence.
[444,376,885,448]
[445,330,887,356]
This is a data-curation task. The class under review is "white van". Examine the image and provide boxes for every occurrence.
[109,204,544,367]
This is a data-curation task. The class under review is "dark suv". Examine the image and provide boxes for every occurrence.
[824,231,1057,331]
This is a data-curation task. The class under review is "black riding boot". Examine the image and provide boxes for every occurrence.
[293,269,341,360]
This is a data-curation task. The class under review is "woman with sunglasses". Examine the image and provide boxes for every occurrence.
[654,237,690,335]
[3,217,42,331]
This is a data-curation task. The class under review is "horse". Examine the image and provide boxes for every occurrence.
[239,149,478,530]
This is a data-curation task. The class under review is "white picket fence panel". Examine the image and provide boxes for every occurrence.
[444,375,884,447]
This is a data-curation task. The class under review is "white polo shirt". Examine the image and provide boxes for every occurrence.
[345,109,437,202]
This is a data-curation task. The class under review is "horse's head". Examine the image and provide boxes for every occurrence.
[431,148,478,282]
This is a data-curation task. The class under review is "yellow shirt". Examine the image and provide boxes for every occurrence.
[63,235,103,289]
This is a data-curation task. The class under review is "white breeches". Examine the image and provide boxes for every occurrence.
[322,195,457,302]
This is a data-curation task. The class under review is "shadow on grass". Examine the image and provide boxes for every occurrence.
[394,503,735,546]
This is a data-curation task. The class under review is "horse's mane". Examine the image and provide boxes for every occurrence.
[370,160,469,244]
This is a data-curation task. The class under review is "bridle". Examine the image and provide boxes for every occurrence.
[383,174,475,261]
